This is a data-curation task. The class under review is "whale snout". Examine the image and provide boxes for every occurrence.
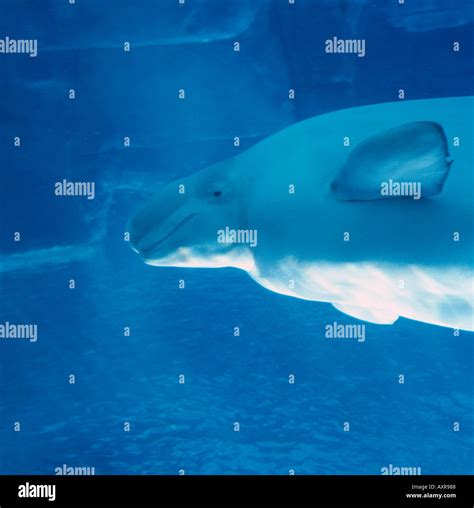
[126,205,158,255]
[127,188,175,256]
[126,183,199,261]
[128,210,196,257]
[126,224,147,256]
[126,221,151,255]
[126,164,244,267]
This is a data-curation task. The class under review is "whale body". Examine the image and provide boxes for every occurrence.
[127,97,474,331]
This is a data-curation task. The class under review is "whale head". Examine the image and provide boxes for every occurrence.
[127,161,254,269]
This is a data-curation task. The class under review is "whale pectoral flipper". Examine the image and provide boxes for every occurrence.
[332,303,399,325]
[330,121,452,200]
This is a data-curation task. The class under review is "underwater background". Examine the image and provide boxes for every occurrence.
[0,0,473,474]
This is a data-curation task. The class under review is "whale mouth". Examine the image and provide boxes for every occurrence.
[139,212,197,256]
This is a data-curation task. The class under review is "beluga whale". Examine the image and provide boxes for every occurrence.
[127,97,474,331]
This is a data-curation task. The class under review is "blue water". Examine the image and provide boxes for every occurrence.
[0,0,473,475]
